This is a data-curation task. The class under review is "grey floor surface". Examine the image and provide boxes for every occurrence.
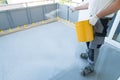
[0,22,95,80]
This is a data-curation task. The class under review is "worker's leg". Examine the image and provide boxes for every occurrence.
[81,37,104,76]
[81,48,95,76]
[80,19,107,76]
[80,42,90,59]
[86,42,90,49]
[80,17,109,60]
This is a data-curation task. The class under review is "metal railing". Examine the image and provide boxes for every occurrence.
[0,0,55,11]
[0,0,82,31]
[0,0,83,11]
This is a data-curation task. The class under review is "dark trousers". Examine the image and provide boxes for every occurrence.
[87,18,111,63]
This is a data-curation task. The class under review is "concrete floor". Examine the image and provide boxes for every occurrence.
[0,22,94,80]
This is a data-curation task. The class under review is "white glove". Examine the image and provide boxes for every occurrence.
[89,15,99,26]
[69,6,76,12]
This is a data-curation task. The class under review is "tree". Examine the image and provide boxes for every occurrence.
[0,0,8,4]
[60,0,72,4]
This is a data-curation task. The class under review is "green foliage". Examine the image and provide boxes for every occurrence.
[0,0,8,4]
[59,0,72,4]
[0,0,2,4]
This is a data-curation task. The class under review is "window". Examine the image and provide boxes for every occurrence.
[105,10,120,48]
[113,22,120,42]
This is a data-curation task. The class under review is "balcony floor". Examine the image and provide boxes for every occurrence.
[0,22,95,80]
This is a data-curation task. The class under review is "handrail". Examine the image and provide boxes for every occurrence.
[0,0,54,6]
[0,0,55,11]
[0,0,82,10]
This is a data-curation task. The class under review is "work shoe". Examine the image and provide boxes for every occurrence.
[81,65,94,76]
[80,53,88,59]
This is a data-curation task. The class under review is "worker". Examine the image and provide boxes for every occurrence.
[71,0,120,76]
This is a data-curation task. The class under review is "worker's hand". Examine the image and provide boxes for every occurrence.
[89,15,99,26]
[69,6,76,12]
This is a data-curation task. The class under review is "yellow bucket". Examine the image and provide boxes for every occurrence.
[75,20,94,42]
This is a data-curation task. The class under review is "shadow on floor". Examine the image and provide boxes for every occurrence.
[50,63,96,80]
[50,43,96,80]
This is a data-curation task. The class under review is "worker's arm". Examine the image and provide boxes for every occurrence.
[89,0,120,25]
[97,0,120,18]
[74,1,89,10]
